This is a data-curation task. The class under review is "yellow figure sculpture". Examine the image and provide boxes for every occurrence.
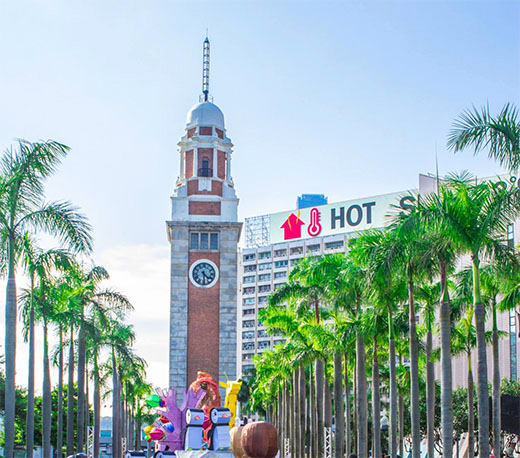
[219,378,243,430]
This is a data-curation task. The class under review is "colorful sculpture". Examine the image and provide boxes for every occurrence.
[219,378,243,429]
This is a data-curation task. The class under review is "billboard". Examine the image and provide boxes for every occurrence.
[269,190,416,244]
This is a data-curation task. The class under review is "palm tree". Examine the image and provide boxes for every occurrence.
[416,174,520,457]
[0,140,92,458]
[350,230,405,458]
[64,264,132,453]
[105,319,144,458]
[415,280,440,458]
[19,239,73,458]
[269,256,333,456]
[448,102,520,173]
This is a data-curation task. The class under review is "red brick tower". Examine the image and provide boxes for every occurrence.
[167,38,241,393]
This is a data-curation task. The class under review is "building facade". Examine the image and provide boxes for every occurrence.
[168,39,241,394]
[237,174,520,390]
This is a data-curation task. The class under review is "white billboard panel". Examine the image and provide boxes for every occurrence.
[269,190,416,244]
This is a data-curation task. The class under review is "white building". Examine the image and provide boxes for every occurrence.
[237,173,520,391]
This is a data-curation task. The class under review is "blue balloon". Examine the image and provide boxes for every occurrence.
[165,422,174,433]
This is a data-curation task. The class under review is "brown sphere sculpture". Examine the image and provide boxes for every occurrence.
[230,425,251,458]
[240,421,278,458]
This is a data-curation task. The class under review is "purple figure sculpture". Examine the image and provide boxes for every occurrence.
[151,386,206,452]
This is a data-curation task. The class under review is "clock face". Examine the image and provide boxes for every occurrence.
[190,260,219,288]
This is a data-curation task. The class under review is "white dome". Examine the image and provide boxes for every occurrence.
[186,101,225,129]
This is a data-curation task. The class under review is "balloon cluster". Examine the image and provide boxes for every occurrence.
[143,394,172,442]
[145,394,165,408]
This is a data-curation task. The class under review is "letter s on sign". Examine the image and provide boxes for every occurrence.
[399,195,416,214]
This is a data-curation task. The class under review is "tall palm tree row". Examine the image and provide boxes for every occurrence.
[249,169,520,458]
[0,140,150,457]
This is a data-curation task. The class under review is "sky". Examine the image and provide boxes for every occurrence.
[0,0,519,407]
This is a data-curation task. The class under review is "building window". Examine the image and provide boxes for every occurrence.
[190,232,218,250]
[274,339,286,346]
[243,308,255,316]
[290,247,303,255]
[274,249,287,258]
[258,273,271,282]
[243,287,255,295]
[258,341,270,350]
[242,331,254,339]
[274,283,284,290]
[259,285,271,293]
[325,241,344,250]
[274,271,287,279]
[243,276,256,283]
[259,251,271,259]
[307,244,320,253]
[244,265,257,272]
[291,259,301,266]
[243,354,253,361]
[258,296,268,304]
[258,263,272,271]
[199,126,213,136]
[243,320,255,328]
[274,260,288,268]
[243,253,256,262]
[257,330,268,338]
[242,342,254,351]
[243,298,255,305]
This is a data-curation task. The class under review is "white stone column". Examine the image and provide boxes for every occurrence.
[226,152,231,181]
[180,150,185,179]
[193,148,198,177]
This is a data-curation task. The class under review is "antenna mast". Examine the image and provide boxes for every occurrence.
[201,37,212,102]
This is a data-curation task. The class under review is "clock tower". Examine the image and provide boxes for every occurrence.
[167,38,241,394]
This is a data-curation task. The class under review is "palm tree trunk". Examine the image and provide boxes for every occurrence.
[472,258,490,458]
[5,235,17,458]
[311,368,318,458]
[344,354,351,456]
[439,261,453,458]
[277,388,283,449]
[372,336,381,458]
[284,382,290,457]
[66,325,75,455]
[26,300,35,458]
[293,370,299,458]
[468,354,475,458]
[324,377,332,430]
[299,365,306,458]
[334,352,345,458]
[408,277,421,458]
[85,364,90,453]
[398,390,404,458]
[316,358,325,456]
[426,328,435,458]
[353,359,358,454]
[112,354,120,458]
[356,333,368,458]
[43,322,52,458]
[388,310,397,458]
[57,326,64,458]
[492,302,501,458]
[94,363,101,458]
[77,321,86,452]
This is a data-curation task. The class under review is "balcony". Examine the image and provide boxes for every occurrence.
[198,167,212,177]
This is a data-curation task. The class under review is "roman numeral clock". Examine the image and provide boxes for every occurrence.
[167,38,242,394]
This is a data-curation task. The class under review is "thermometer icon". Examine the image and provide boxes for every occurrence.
[307,207,322,237]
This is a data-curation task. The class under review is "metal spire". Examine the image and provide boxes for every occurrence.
[201,36,211,102]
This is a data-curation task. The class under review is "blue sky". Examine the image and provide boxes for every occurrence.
[0,0,519,389]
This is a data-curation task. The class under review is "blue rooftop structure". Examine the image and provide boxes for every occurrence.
[296,194,328,209]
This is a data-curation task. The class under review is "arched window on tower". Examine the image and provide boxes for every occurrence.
[199,158,211,177]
